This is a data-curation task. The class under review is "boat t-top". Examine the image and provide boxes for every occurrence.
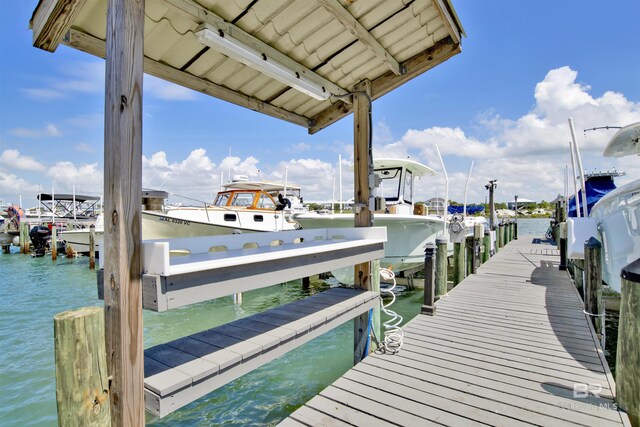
[293,158,446,284]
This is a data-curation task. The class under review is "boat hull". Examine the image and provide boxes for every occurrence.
[589,179,640,293]
[294,212,446,284]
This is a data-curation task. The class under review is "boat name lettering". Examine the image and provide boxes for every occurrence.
[159,217,191,226]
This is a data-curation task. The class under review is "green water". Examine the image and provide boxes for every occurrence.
[0,248,424,426]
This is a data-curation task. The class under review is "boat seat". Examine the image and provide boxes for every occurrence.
[144,287,379,417]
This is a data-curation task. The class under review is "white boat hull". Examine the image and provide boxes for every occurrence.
[61,208,300,254]
[589,179,640,293]
[294,212,446,284]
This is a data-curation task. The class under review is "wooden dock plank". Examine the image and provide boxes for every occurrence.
[282,237,629,426]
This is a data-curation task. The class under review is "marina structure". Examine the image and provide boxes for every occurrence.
[26,1,639,426]
[29,0,465,424]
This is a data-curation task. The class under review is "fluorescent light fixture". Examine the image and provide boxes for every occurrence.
[196,23,331,100]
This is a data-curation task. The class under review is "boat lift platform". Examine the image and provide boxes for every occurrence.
[96,227,386,417]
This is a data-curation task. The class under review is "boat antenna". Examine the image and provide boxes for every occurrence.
[583,125,622,134]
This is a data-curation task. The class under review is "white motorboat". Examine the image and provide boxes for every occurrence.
[62,180,306,254]
[141,178,305,239]
[589,122,640,292]
[293,158,446,284]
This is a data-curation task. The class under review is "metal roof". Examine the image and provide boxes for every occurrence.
[31,0,464,134]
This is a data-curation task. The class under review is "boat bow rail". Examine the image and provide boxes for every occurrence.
[98,227,386,311]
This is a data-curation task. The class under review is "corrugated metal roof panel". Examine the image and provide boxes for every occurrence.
[31,0,464,132]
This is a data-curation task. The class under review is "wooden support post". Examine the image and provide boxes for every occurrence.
[20,221,27,254]
[453,241,464,286]
[514,221,518,240]
[353,79,372,365]
[89,224,96,270]
[617,259,640,427]
[473,223,482,274]
[559,237,568,270]
[2,245,9,254]
[574,259,584,291]
[584,237,603,335]
[54,307,110,425]
[421,243,436,315]
[51,225,58,261]
[482,231,490,264]
[103,0,145,423]
[435,237,448,298]
[302,276,310,290]
[465,236,473,276]
[497,223,504,248]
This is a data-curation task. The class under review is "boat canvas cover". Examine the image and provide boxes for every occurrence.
[448,205,485,215]
[568,176,617,217]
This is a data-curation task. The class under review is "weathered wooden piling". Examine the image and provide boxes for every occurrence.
[453,241,465,286]
[465,236,473,276]
[617,259,640,427]
[421,243,436,315]
[497,223,504,248]
[54,306,110,426]
[435,238,448,298]
[89,225,95,269]
[51,225,58,261]
[353,80,373,364]
[584,237,603,335]
[20,221,28,254]
[472,223,482,273]
[482,231,490,264]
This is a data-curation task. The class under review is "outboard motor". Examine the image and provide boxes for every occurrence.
[29,225,51,257]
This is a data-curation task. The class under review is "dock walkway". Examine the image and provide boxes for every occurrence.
[282,237,631,426]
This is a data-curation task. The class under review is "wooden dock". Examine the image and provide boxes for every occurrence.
[282,237,631,426]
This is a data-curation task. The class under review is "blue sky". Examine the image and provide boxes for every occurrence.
[1,0,639,208]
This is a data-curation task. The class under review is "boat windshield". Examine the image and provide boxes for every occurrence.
[257,193,276,209]
[374,168,402,202]
[404,169,413,203]
[231,192,256,207]
[214,193,230,206]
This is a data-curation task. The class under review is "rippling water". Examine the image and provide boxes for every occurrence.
[0,247,425,426]
[0,218,550,425]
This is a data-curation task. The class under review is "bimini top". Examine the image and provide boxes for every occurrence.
[221,180,301,192]
[38,193,101,202]
[374,158,437,177]
[30,0,464,134]
[603,122,640,158]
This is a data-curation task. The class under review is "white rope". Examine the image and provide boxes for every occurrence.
[378,268,404,354]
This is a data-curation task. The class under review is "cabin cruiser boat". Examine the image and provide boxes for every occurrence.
[141,178,305,239]
[293,158,446,284]
[62,181,306,254]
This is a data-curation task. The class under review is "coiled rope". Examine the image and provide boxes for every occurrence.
[377,268,404,354]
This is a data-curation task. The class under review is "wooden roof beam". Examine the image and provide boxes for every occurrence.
[317,0,403,76]
[64,29,312,128]
[309,37,461,134]
[30,0,88,52]
[433,0,465,45]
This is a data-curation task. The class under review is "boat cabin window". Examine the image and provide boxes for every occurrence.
[257,193,276,209]
[374,168,402,202]
[403,170,413,203]
[231,192,255,207]
[214,193,230,207]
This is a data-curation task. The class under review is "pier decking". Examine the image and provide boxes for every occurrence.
[282,237,631,426]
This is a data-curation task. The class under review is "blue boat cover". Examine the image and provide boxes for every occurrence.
[448,205,485,215]
[568,176,616,217]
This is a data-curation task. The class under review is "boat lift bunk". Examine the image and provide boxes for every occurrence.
[97,227,386,417]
